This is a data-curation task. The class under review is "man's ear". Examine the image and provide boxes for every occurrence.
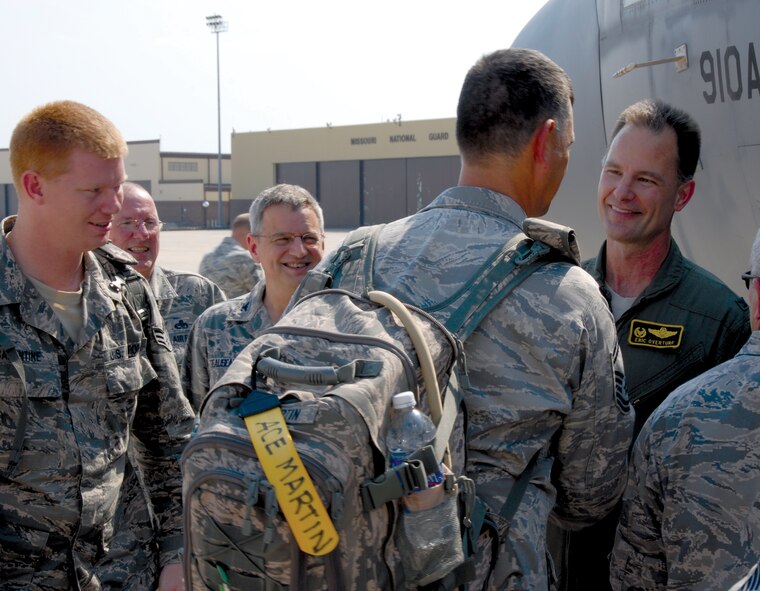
[21,170,45,203]
[752,279,760,329]
[532,119,557,165]
[674,179,695,212]
[247,233,261,263]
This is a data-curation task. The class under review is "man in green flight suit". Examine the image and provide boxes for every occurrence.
[553,98,751,591]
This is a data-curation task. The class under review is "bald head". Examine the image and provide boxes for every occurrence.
[110,182,162,278]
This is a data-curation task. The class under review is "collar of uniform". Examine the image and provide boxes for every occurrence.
[0,218,122,341]
[228,280,267,322]
[422,186,526,230]
[737,331,760,357]
[149,265,178,301]
[584,242,607,285]
[221,235,247,255]
[632,239,685,302]
[586,239,685,302]
[0,217,27,306]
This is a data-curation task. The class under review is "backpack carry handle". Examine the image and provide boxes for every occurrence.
[256,355,382,386]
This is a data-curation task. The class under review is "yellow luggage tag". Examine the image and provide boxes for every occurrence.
[237,389,340,556]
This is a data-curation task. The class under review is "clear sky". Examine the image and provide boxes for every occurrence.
[0,1,549,153]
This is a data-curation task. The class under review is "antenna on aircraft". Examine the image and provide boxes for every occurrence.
[613,44,688,78]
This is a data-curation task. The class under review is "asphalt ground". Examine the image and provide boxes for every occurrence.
[158,229,351,275]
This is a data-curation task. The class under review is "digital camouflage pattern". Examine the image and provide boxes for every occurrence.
[181,281,272,411]
[183,277,460,590]
[325,186,633,590]
[150,265,226,366]
[0,217,195,589]
[198,235,263,299]
[610,332,760,591]
[584,240,750,433]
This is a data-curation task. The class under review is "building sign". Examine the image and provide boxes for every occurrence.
[350,137,377,145]
[349,131,451,147]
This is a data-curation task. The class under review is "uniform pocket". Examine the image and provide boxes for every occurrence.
[0,520,50,586]
[104,355,155,396]
[0,379,27,475]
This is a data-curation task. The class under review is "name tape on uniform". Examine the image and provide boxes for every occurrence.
[628,319,684,349]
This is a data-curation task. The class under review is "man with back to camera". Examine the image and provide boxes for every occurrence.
[609,228,760,589]
[0,100,194,590]
[109,182,226,366]
[182,183,325,411]
[199,211,264,298]
[314,48,633,589]
[552,99,751,591]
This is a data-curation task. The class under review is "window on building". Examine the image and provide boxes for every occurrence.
[168,161,198,172]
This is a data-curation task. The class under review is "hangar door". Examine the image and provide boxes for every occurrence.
[276,155,460,229]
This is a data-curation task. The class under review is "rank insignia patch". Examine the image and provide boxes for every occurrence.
[628,319,684,349]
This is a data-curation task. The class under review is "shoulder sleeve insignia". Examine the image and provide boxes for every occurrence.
[628,319,684,349]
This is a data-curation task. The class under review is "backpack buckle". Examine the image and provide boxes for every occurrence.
[360,459,429,511]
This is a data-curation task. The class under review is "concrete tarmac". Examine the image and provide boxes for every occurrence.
[158,229,351,274]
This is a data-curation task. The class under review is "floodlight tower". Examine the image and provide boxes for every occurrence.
[206,14,228,227]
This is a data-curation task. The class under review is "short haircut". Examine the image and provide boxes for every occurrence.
[10,100,127,190]
[752,228,760,276]
[456,48,574,161]
[610,99,701,183]
[232,212,251,232]
[248,184,324,236]
[122,181,151,200]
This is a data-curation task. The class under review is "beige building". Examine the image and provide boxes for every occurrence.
[0,139,230,228]
[231,117,459,228]
[1,118,461,230]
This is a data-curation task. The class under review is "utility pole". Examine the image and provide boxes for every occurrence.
[206,14,228,228]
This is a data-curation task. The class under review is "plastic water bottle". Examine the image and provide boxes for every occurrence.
[386,391,444,488]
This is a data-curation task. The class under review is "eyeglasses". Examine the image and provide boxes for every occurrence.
[116,219,164,233]
[741,270,760,289]
[253,232,323,248]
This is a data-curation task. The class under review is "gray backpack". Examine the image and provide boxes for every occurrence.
[182,218,579,590]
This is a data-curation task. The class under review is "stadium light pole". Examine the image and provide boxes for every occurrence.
[206,14,228,228]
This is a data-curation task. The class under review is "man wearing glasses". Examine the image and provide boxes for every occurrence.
[610,228,760,590]
[552,99,752,591]
[182,183,325,411]
[109,182,225,366]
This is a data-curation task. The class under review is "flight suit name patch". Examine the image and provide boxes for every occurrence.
[628,319,684,349]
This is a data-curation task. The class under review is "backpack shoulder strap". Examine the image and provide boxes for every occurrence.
[445,217,580,340]
[327,223,384,295]
[292,224,385,301]
[93,244,156,331]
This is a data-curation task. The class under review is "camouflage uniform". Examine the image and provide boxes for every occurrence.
[730,562,760,591]
[324,187,633,590]
[182,281,272,411]
[198,236,263,299]
[149,265,226,366]
[0,217,195,589]
[609,331,760,590]
[553,241,751,591]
